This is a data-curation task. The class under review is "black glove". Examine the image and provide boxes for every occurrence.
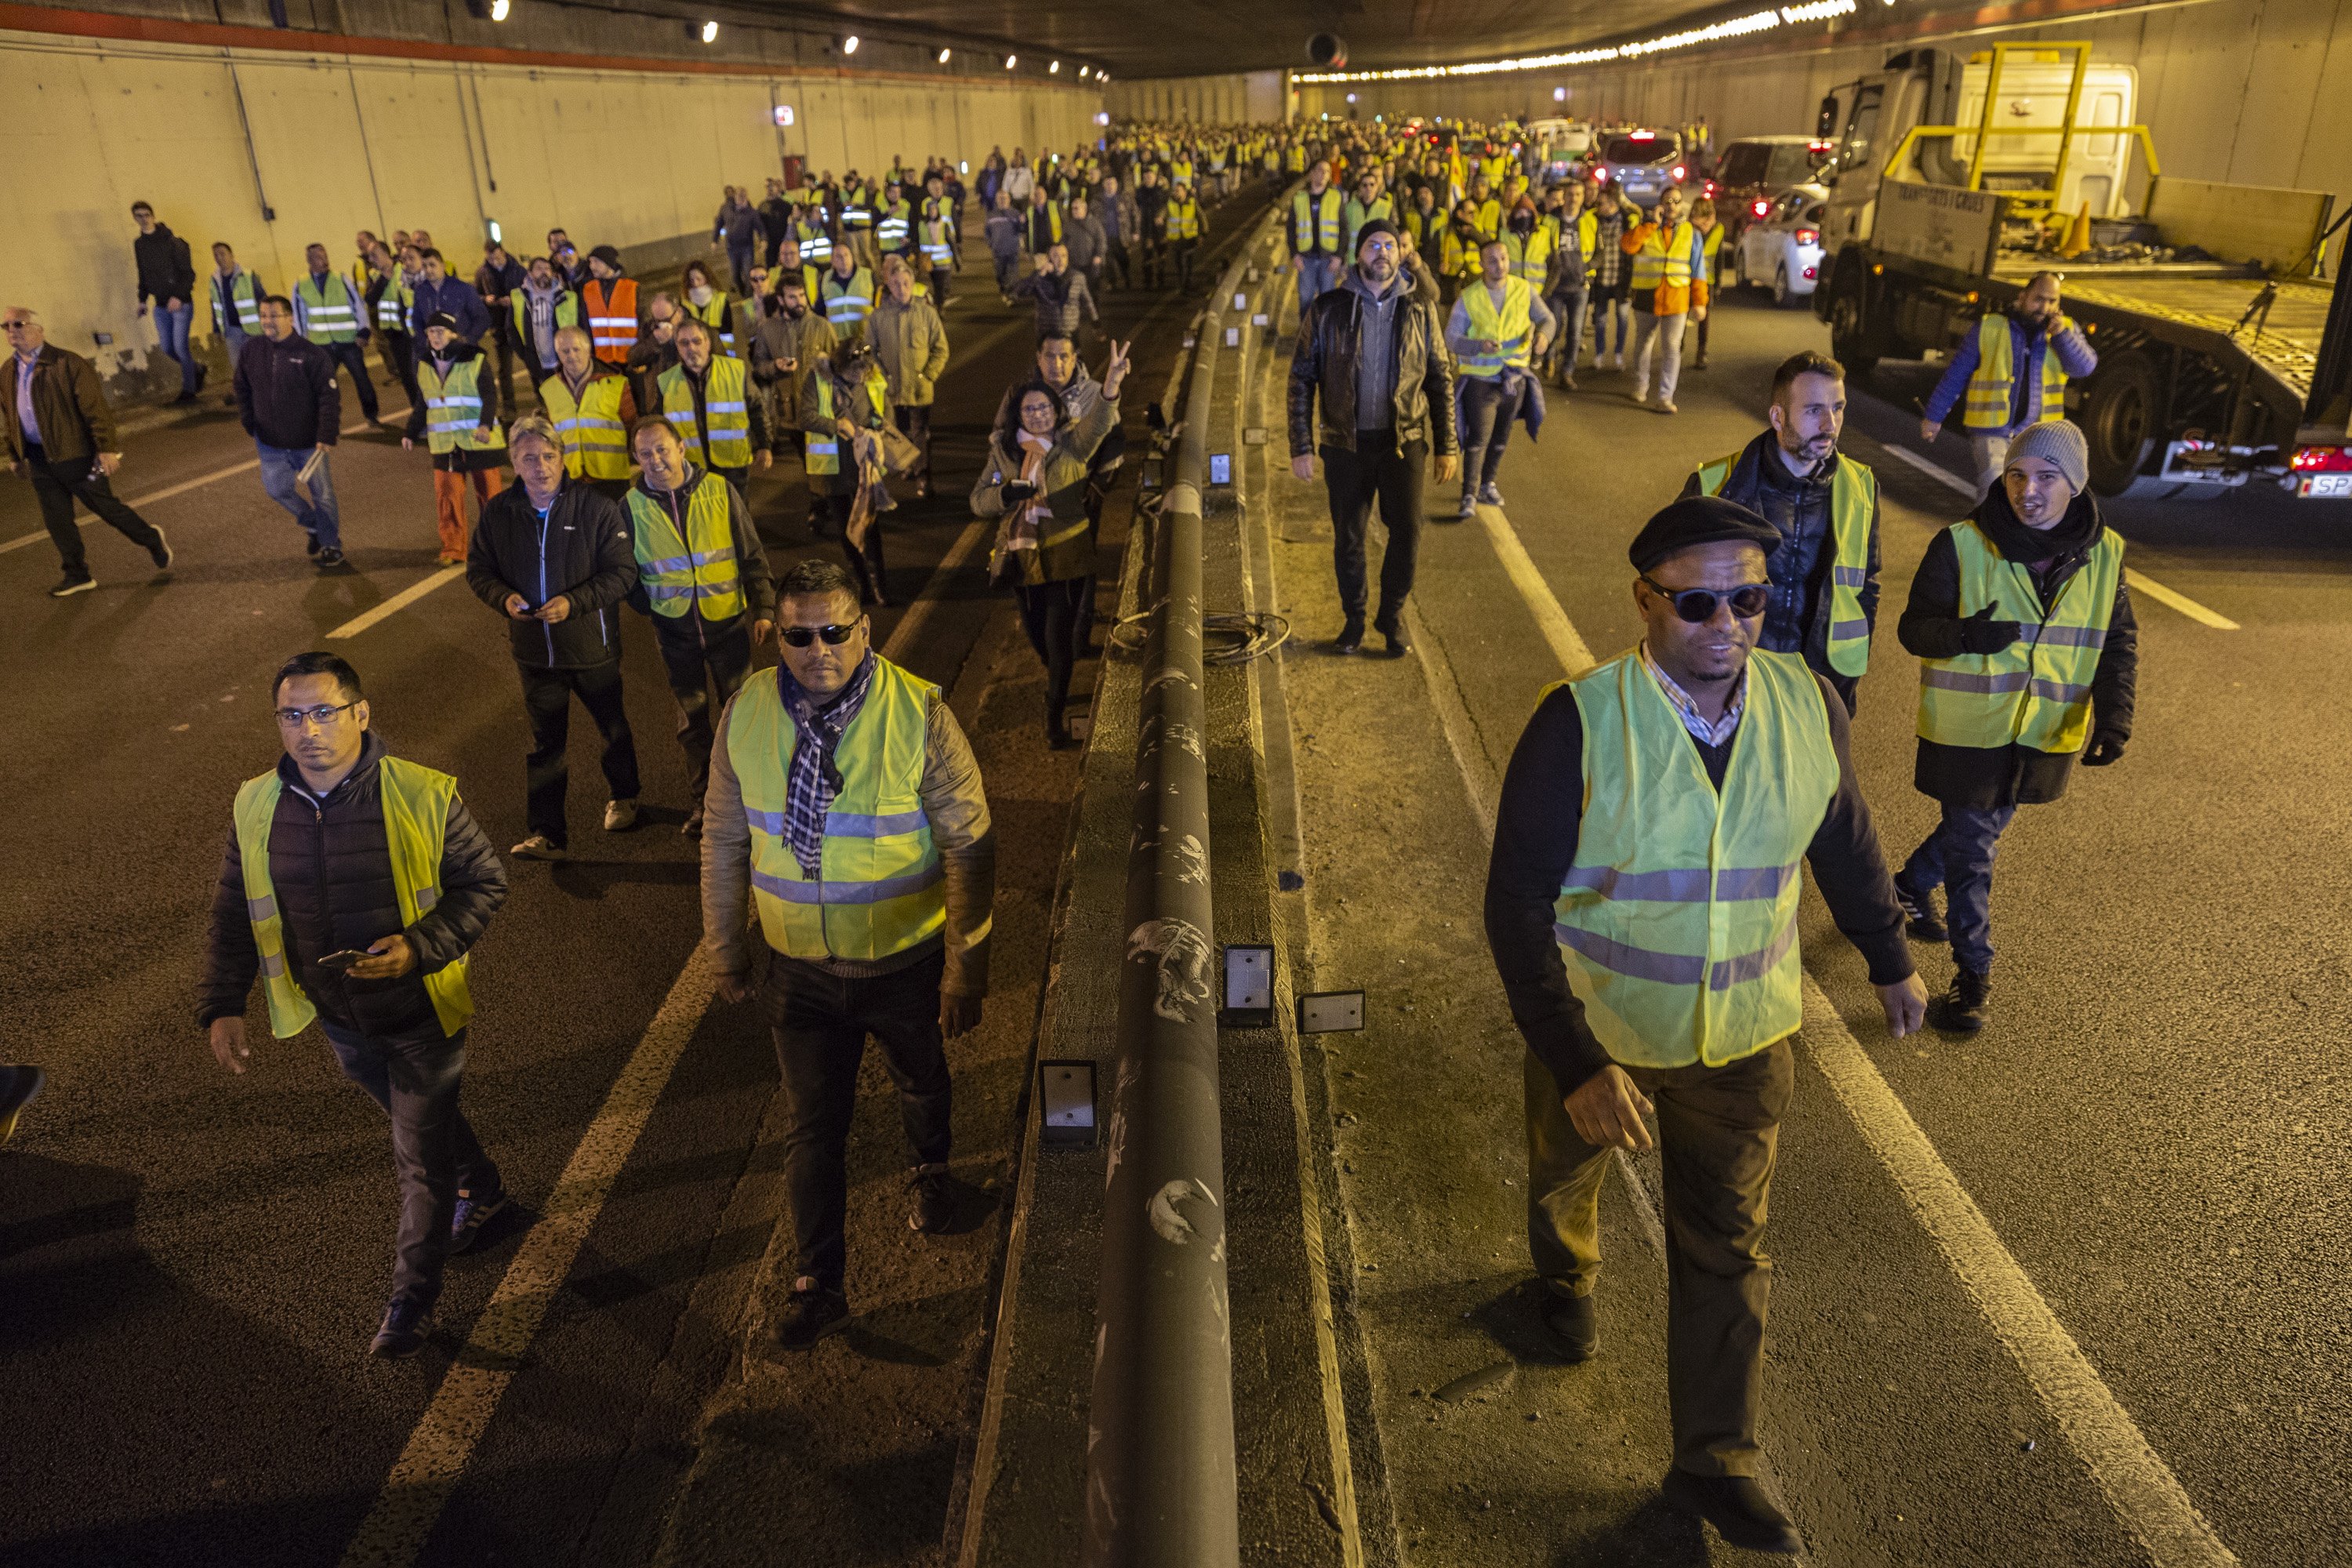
[1958,604,2023,655]
[2082,732,2127,767]
[998,481,1037,504]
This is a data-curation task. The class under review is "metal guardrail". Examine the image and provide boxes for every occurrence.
[1080,216,1281,1568]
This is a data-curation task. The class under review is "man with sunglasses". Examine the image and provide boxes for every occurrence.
[198,652,510,1359]
[702,558,996,1351]
[1485,496,1926,1557]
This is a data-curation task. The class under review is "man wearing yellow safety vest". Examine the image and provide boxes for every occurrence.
[207,241,264,401]
[293,241,383,425]
[749,272,837,532]
[818,244,877,344]
[1341,168,1393,259]
[1485,496,1926,1557]
[401,310,506,566]
[626,416,775,837]
[200,650,511,1359]
[1163,181,1203,293]
[702,555,996,1349]
[920,171,959,303]
[1290,160,1347,314]
[1893,421,2135,1033]
[538,325,638,500]
[1680,351,1880,713]
[1621,185,1709,416]
[1538,182,1592,390]
[1921,270,2099,496]
[659,317,772,501]
[800,337,896,601]
[1446,236,1556,518]
[580,245,640,371]
[507,254,578,387]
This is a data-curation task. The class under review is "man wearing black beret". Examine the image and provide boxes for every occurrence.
[1483,495,1927,1555]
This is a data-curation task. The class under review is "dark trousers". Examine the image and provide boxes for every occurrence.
[1171,240,1197,292]
[652,616,753,808]
[1014,575,1093,728]
[321,1021,501,1307]
[1897,802,2017,974]
[519,659,641,845]
[323,339,381,420]
[23,443,163,579]
[1524,1040,1793,1479]
[893,403,932,481]
[763,949,953,1292]
[378,329,422,410]
[1321,430,1426,632]
[728,241,757,296]
[815,492,890,604]
[485,319,518,403]
[1102,238,1131,289]
[1457,376,1523,492]
[929,265,954,303]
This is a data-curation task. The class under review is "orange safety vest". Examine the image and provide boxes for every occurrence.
[583,278,638,365]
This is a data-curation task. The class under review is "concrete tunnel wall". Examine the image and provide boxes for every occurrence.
[1283,0,2351,221]
[0,2,1102,389]
[1104,71,1290,126]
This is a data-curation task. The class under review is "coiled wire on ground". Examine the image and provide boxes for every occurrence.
[1107,608,1290,666]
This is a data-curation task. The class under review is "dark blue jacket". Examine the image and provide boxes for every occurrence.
[409,276,492,343]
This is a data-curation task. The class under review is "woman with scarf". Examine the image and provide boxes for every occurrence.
[678,260,743,357]
[972,339,1132,749]
[799,337,896,605]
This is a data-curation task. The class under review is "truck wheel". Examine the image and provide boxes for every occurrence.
[1827,268,1878,378]
[2081,353,2161,496]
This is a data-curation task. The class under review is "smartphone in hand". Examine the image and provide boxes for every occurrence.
[315,949,370,973]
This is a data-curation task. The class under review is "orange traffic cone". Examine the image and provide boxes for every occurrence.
[2059,201,2092,260]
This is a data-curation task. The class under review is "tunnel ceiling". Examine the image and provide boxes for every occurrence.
[750,0,1719,81]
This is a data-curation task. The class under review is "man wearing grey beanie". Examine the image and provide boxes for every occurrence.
[1891,419,2136,1031]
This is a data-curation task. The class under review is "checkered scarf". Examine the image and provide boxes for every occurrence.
[782,652,877,874]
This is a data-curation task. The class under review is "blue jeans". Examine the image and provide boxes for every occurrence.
[1295,253,1341,314]
[256,441,341,550]
[321,1021,501,1305]
[220,325,249,382]
[1591,285,1632,357]
[1897,804,2018,975]
[154,301,198,394]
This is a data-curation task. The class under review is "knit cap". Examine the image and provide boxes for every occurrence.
[1354,217,1402,256]
[2004,421,2089,492]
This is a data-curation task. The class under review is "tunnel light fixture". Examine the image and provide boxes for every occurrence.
[938,46,952,63]
[1553,85,1566,102]
[488,0,509,19]
[1004,53,1017,68]
[1345,92,1357,103]
[1078,64,1090,78]
[699,18,719,44]
[840,34,858,54]
[1049,60,1061,74]
[1296,3,1853,81]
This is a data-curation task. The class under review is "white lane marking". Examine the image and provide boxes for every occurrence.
[327,565,467,640]
[336,485,992,1568]
[1466,500,2238,1566]
[1799,978,2240,1568]
[2,407,408,557]
[1877,444,2240,630]
[1469,502,1597,674]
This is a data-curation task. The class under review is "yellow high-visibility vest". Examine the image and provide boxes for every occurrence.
[1917,519,2121,754]
[681,292,737,354]
[233,757,474,1040]
[1501,226,1555,286]
[1630,220,1697,294]
[1292,187,1342,253]
[212,269,263,335]
[1458,277,1535,378]
[1963,313,2071,430]
[1167,199,1200,241]
[820,267,876,337]
[803,368,889,477]
[416,357,506,456]
[295,273,363,344]
[1693,450,1878,677]
[626,474,746,621]
[539,371,633,482]
[659,354,753,470]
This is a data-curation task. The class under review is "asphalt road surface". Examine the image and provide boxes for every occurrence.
[0,202,1257,1568]
[1261,280,2350,1566]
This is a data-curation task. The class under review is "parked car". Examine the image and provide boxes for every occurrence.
[1592,129,1687,212]
[1712,134,1831,246]
[1527,116,1595,182]
[1730,185,1828,307]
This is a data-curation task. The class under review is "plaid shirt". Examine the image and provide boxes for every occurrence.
[782,652,877,874]
[1640,641,1746,748]
[1592,211,1628,288]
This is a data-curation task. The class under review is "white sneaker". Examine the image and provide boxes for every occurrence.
[510,834,567,860]
[1653,400,1679,416]
[602,798,639,833]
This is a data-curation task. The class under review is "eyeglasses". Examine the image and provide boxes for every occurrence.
[1640,578,1769,622]
[779,622,862,648]
[275,700,361,728]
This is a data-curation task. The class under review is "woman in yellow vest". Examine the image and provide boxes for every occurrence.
[799,337,895,604]
[678,260,742,355]
[201,649,511,1358]
[1893,421,2136,1033]
[402,311,506,565]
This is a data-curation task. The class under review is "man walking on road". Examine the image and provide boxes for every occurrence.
[581,246,640,370]
[403,311,506,566]
[208,241,265,402]
[200,651,510,1359]
[1682,351,1880,711]
[1447,236,1555,517]
[5,306,172,597]
[467,414,644,861]
[1484,496,1927,1557]
[408,250,492,348]
[293,242,383,425]
[235,295,347,568]
[625,417,774,836]
[1921,271,2098,495]
[507,254,576,388]
[131,201,202,404]
[1287,220,1458,657]
[1290,159,1346,314]
[702,557,995,1349]
[1893,421,2135,1033]
[1622,187,1708,415]
[539,325,638,500]
[869,257,949,499]
[659,317,771,499]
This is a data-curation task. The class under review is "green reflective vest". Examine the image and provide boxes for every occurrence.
[727,657,946,963]
[681,291,739,354]
[1963,313,2071,430]
[375,276,416,334]
[820,267,876,337]
[804,368,889,477]
[1692,450,1878,677]
[920,198,956,266]
[1916,519,2122,754]
[296,272,363,344]
[1166,199,1200,241]
[627,474,745,620]
[233,757,474,1040]
[539,370,633,481]
[211,268,262,335]
[794,219,835,266]
[1293,187,1342,253]
[1501,226,1555,285]
[416,356,506,455]
[877,201,913,252]
[510,288,583,347]
[1342,194,1393,256]
[659,354,753,470]
[1551,649,1838,1069]
[1459,276,1534,378]
[1629,220,1696,295]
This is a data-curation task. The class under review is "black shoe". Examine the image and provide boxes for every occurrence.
[49,573,96,598]
[1374,622,1410,658]
[1659,1468,1804,1555]
[1330,622,1364,655]
[1540,1287,1599,1363]
[1893,883,1948,943]
[1927,967,1991,1033]
[147,527,174,570]
[772,1279,851,1350]
[370,1295,434,1359]
[909,1164,955,1233]
[316,546,347,568]
[172,390,198,405]
[0,1064,45,1145]
[303,529,323,558]
[1045,719,1080,752]
[449,1189,508,1254]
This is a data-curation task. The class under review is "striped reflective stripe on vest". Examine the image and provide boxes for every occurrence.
[1560,861,1800,902]
[1552,920,1798,993]
[426,394,483,434]
[742,806,930,837]
[750,862,943,906]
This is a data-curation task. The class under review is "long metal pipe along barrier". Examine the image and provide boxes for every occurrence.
[1080,220,1276,1568]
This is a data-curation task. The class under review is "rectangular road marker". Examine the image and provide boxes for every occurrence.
[1461,500,2238,1567]
[327,564,467,639]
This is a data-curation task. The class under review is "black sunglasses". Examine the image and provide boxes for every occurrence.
[779,622,862,648]
[1641,577,1769,622]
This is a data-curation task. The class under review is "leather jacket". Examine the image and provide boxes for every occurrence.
[1287,267,1456,458]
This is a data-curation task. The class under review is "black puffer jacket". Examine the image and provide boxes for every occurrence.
[197,735,508,1036]
[1287,267,1456,458]
[134,223,196,307]
[466,479,639,669]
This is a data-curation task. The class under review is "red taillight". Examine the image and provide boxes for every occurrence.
[1671,165,1686,181]
[2293,446,2352,472]
[1751,198,1771,218]
[1594,167,1610,182]
[1796,228,1819,245]
[1803,265,1818,279]
[1631,129,1655,140]
[1809,139,1831,153]
[1704,181,1717,197]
